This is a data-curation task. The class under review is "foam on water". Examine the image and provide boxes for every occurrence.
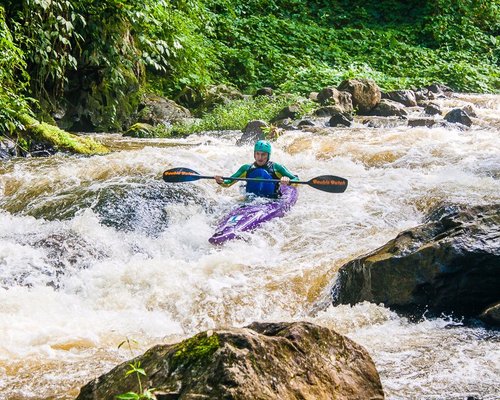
[0,95,499,399]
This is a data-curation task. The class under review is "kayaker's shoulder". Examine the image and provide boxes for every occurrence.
[273,162,293,173]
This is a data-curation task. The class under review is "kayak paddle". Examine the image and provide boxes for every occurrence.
[163,167,348,193]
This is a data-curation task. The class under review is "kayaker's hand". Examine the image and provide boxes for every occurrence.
[280,176,291,186]
[215,175,224,184]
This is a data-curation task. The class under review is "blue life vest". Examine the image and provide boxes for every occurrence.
[246,165,278,198]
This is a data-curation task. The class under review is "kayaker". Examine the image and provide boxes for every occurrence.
[214,140,298,198]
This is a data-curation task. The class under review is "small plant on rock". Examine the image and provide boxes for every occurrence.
[116,338,156,400]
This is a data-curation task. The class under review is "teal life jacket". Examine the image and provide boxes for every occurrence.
[246,162,279,198]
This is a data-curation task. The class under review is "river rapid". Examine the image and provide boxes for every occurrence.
[0,94,499,399]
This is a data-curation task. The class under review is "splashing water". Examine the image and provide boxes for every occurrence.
[0,94,499,399]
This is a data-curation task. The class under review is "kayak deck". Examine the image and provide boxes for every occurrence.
[209,185,298,245]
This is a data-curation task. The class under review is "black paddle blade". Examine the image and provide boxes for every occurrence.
[163,167,202,183]
[307,175,348,193]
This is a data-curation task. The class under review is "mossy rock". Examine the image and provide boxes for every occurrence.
[123,122,156,138]
[76,322,384,400]
[171,332,220,369]
[18,114,109,155]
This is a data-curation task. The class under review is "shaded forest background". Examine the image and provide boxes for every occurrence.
[0,0,498,133]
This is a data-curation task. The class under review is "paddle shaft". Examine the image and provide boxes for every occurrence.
[195,174,306,184]
[163,167,348,193]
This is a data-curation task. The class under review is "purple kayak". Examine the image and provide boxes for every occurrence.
[209,185,298,245]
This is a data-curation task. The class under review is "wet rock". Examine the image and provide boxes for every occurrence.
[427,83,453,95]
[314,105,351,118]
[369,99,408,118]
[415,88,430,102]
[363,117,408,129]
[382,90,417,107]
[479,303,500,327]
[408,118,440,128]
[236,120,268,145]
[297,119,316,128]
[272,117,296,130]
[0,137,19,159]
[331,204,500,321]
[424,103,442,116]
[337,79,381,114]
[462,104,478,118]
[123,122,155,138]
[444,108,473,127]
[271,104,301,122]
[329,113,352,127]
[76,321,385,400]
[1,232,104,289]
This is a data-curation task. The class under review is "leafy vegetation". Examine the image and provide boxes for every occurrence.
[205,0,499,94]
[0,6,32,134]
[0,0,498,137]
[117,338,156,400]
[154,94,315,136]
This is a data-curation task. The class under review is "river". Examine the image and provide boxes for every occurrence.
[0,94,499,399]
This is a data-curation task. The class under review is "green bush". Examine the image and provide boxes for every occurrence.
[1,0,498,136]
[159,94,314,136]
[0,6,32,134]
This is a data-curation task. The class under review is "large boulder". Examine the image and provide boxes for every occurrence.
[236,120,268,145]
[337,79,381,114]
[331,204,500,320]
[382,90,417,107]
[76,322,385,400]
[137,95,191,126]
[317,87,353,113]
[196,84,245,114]
[369,99,408,118]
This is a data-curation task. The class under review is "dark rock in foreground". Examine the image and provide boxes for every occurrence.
[480,303,500,327]
[77,321,384,400]
[331,204,500,321]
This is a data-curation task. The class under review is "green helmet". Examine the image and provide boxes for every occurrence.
[254,140,272,155]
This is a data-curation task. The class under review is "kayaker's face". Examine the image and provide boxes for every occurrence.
[254,151,269,166]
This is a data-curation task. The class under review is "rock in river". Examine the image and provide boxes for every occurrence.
[76,321,384,400]
[331,204,500,322]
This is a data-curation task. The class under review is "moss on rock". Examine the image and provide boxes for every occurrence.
[123,122,155,138]
[18,114,109,155]
[171,332,220,369]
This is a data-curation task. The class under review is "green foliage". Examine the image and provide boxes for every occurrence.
[206,0,499,93]
[5,0,82,107]
[136,0,217,96]
[0,6,32,134]
[117,338,156,400]
[115,361,156,400]
[162,94,314,136]
[1,0,499,136]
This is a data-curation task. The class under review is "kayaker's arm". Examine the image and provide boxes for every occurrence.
[215,164,250,187]
[273,163,299,184]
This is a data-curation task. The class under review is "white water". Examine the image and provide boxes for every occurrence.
[0,94,499,399]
